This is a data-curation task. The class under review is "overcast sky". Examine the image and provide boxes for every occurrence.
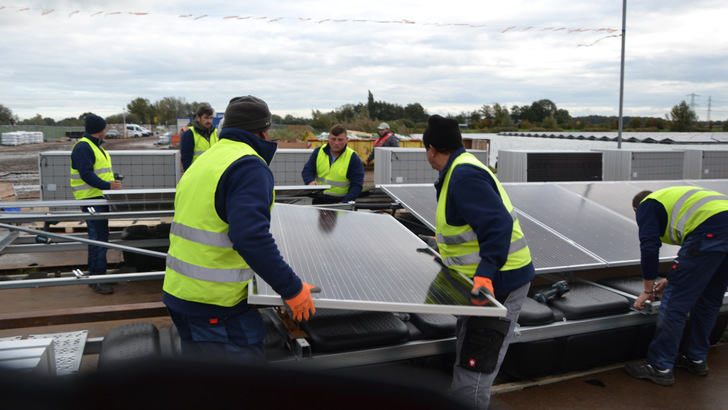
[2,1,727,122]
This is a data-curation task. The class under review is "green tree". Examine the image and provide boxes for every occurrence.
[0,103,17,125]
[19,114,54,126]
[127,98,155,124]
[554,108,572,128]
[627,117,642,129]
[404,103,428,123]
[367,91,375,120]
[154,96,189,125]
[57,117,83,126]
[542,116,558,129]
[492,103,513,127]
[310,109,337,130]
[668,101,698,131]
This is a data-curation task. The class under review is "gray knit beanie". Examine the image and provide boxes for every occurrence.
[221,96,272,133]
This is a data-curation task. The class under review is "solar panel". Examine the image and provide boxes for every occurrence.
[249,204,506,317]
[102,188,176,211]
[380,184,606,273]
[690,179,728,195]
[503,183,644,266]
[380,184,436,232]
[558,182,644,219]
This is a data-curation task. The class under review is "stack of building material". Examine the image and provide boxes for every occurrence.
[1,131,43,145]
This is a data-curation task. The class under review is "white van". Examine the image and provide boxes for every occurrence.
[126,124,151,138]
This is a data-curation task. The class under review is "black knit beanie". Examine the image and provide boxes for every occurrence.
[221,96,272,133]
[422,114,462,151]
[84,115,106,134]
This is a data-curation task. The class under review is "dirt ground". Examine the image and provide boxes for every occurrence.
[0,135,161,199]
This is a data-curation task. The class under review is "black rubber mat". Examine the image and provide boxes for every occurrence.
[517,297,556,326]
[408,313,456,338]
[301,309,410,353]
[529,282,630,320]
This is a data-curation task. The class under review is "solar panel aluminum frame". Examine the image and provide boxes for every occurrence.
[249,204,507,317]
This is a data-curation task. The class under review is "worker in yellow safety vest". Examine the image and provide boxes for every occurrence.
[164,96,318,363]
[423,114,535,409]
[70,114,123,295]
[625,187,728,386]
[180,104,218,171]
[301,124,364,204]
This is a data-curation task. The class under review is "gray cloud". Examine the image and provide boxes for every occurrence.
[1,0,726,122]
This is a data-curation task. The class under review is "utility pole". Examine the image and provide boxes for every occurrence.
[617,0,626,149]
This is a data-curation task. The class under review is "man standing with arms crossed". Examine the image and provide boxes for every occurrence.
[424,114,534,409]
[180,104,218,171]
[626,187,728,385]
[164,96,318,363]
[70,114,123,294]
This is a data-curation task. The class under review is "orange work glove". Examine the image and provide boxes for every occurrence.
[470,276,494,306]
[284,282,320,322]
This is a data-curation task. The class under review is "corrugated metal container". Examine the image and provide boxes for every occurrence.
[683,149,728,179]
[373,147,489,185]
[599,149,684,181]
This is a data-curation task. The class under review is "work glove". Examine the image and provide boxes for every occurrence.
[284,282,320,322]
[470,276,494,306]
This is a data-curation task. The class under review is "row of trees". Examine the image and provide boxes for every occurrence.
[1,94,724,133]
[0,97,208,128]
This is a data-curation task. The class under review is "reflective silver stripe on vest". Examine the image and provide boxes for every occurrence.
[166,253,254,283]
[669,188,705,243]
[194,150,206,156]
[437,230,477,246]
[437,210,520,245]
[443,253,481,267]
[672,191,727,243]
[315,177,350,188]
[71,183,94,192]
[509,236,528,254]
[70,168,112,179]
[171,221,233,248]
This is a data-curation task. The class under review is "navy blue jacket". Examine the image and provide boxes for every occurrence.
[70,133,113,198]
[635,199,668,280]
[301,144,365,202]
[164,128,303,317]
[435,147,534,298]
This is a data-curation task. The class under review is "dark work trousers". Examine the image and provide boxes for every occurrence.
[648,226,728,370]
[82,204,110,276]
[167,306,267,364]
[451,282,530,409]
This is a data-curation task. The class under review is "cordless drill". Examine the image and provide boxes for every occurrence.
[533,280,569,303]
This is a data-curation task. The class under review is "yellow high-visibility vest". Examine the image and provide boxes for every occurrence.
[436,152,531,278]
[315,145,354,197]
[164,138,272,307]
[190,125,219,164]
[70,137,114,199]
[644,186,728,245]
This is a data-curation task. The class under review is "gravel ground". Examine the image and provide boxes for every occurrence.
[0,135,164,199]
